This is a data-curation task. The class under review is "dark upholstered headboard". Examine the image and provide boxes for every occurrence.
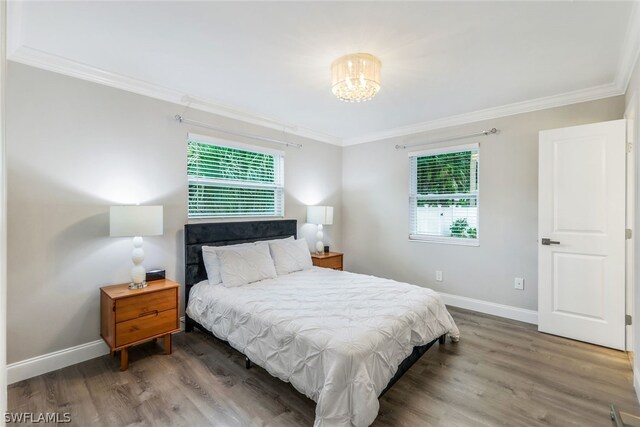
[183,220,297,328]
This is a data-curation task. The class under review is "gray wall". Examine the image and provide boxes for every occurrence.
[5,63,343,364]
[342,96,624,311]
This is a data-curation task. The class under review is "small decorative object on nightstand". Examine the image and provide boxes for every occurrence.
[100,279,180,371]
[311,251,343,271]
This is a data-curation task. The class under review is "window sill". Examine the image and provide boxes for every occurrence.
[408,234,480,246]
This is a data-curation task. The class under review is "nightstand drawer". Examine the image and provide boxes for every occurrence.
[115,289,176,323]
[314,255,343,270]
[116,308,178,347]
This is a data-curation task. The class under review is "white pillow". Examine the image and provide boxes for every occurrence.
[269,238,313,276]
[218,243,277,287]
[259,236,294,245]
[202,243,254,285]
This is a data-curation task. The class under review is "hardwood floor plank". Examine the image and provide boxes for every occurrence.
[8,307,640,426]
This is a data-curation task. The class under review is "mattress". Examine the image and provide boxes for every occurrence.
[186,267,460,427]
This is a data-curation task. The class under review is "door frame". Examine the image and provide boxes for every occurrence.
[626,94,636,353]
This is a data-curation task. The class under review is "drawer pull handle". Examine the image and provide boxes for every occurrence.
[139,310,159,318]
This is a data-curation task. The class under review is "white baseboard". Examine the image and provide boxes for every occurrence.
[439,291,538,325]
[7,318,187,384]
[7,340,110,384]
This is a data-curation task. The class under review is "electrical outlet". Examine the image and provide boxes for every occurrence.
[514,277,524,290]
[436,271,443,282]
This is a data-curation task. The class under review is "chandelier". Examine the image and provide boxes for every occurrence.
[331,53,381,103]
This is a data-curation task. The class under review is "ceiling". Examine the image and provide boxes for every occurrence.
[7,1,640,145]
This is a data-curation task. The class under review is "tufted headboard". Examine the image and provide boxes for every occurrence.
[183,219,297,328]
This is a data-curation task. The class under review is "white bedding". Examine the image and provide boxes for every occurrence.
[186,267,460,427]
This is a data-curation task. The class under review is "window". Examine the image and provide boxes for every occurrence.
[187,134,284,218]
[409,143,479,245]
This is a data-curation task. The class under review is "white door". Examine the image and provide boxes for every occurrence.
[538,119,626,350]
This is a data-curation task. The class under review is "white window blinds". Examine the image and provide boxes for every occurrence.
[409,143,479,244]
[187,135,284,218]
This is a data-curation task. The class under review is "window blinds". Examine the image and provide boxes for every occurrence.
[409,144,479,242]
[187,137,284,218]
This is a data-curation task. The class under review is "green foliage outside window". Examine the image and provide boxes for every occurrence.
[187,143,275,183]
[187,141,283,218]
[416,151,477,207]
[449,218,467,237]
[449,218,477,239]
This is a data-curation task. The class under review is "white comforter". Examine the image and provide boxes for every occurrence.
[186,267,459,427]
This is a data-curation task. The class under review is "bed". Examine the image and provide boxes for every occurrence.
[184,220,459,427]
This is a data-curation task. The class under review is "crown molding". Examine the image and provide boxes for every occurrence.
[7,45,342,146]
[7,0,640,148]
[342,82,624,146]
[12,43,625,149]
[343,1,640,146]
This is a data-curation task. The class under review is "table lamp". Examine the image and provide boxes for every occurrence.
[307,205,333,254]
[110,205,163,289]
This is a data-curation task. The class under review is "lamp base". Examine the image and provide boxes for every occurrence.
[130,236,147,289]
[128,281,148,290]
[315,224,325,254]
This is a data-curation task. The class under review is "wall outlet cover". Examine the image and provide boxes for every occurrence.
[515,277,524,290]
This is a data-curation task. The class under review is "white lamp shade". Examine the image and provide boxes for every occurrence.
[110,205,163,237]
[307,206,334,225]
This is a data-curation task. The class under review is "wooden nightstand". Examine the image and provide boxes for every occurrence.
[100,279,180,371]
[311,252,343,270]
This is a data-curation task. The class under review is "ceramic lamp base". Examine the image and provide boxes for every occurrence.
[130,236,147,287]
[315,224,325,254]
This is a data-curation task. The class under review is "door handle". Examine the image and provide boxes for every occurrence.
[541,238,560,245]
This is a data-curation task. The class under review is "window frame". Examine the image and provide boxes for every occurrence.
[187,132,285,219]
[408,143,480,246]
